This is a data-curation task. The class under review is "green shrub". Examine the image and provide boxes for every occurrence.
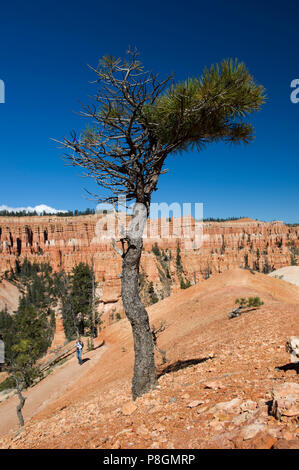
[0,376,15,392]
[180,278,191,289]
[235,296,263,309]
[247,296,264,308]
[152,243,161,257]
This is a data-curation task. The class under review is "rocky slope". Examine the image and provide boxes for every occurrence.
[0,215,298,317]
[0,268,298,449]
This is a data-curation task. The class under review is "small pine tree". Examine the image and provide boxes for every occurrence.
[59,263,95,341]
[179,278,190,289]
[244,253,249,269]
[1,304,51,427]
[221,235,226,255]
[235,297,247,307]
[176,245,183,274]
[263,258,272,274]
[148,282,159,304]
[235,296,263,309]
[247,296,264,308]
[152,243,161,257]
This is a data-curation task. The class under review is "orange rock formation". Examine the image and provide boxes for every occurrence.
[0,215,298,314]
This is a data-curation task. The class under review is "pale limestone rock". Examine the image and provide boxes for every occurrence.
[204,380,224,390]
[240,400,258,412]
[286,336,299,363]
[270,382,299,419]
[121,402,137,416]
[187,400,204,408]
[241,422,267,440]
[214,397,242,413]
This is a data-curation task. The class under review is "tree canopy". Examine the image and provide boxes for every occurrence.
[60,50,265,209]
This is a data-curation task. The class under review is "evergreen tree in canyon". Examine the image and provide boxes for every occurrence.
[0,303,51,427]
[59,49,265,399]
[69,263,94,338]
[57,263,98,342]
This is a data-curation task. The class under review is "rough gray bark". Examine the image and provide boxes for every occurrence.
[14,378,26,428]
[89,257,96,349]
[121,238,157,399]
[121,203,157,400]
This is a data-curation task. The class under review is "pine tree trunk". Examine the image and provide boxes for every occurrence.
[121,203,157,400]
[16,386,26,428]
[90,257,95,348]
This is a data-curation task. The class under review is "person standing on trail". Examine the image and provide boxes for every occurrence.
[75,338,84,365]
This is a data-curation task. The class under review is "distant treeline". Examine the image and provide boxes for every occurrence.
[203,216,249,222]
[0,208,96,217]
[0,210,249,220]
[1,211,289,223]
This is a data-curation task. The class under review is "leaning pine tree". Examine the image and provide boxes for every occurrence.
[58,50,265,400]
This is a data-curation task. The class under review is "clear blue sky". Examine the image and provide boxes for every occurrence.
[0,0,298,222]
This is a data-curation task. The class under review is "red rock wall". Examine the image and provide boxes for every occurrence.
[0,215,298,313]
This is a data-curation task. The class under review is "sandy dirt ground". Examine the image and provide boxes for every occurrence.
[0,340,106,436]
[0,269,298,449]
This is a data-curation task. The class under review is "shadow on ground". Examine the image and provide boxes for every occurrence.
[275,362,299,374]
[93,340,105,351]
[157,357,211,378]
[81,358,90,364]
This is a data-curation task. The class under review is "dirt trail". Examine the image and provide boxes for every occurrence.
[0,341,106,436]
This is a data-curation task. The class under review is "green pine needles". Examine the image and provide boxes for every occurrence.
[235,296,264,309]
[142,59,265,152]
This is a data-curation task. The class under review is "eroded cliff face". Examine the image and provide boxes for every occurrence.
[0,214,298,314]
